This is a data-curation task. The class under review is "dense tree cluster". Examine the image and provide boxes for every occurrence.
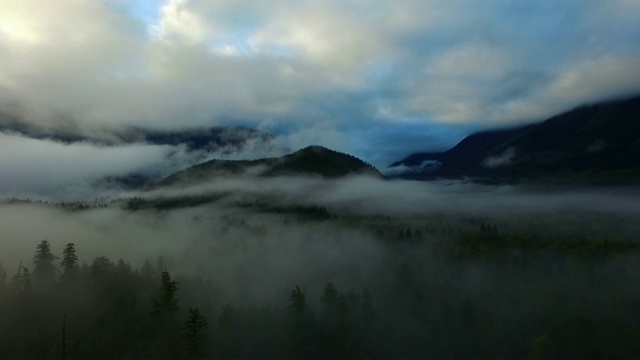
[0,241,379,358]
[2,215,640,358]
[1,198,107,211]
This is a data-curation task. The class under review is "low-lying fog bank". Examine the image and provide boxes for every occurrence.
[2,177,640,303]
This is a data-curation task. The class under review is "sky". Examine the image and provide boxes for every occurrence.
[1,0,640,197]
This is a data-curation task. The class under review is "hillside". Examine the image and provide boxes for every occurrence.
[158,145,383,187]
[391,95,640,184]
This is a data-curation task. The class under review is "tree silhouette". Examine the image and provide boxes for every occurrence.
[33,239,58,288]
[152,271,179,318]
[183,307,208,358]
[149,271,181,357]
[60,243,79,279]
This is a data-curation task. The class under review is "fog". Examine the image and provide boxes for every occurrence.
[3,175,640,303]
[143,174,640,217]
[3,175,640,357]
[0,131,287,200]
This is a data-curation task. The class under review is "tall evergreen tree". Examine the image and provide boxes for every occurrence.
[183,307,208,358]
[33,239,57,288]
[150,271,181,357]
[152,271,179,318]
[60,243,79,278]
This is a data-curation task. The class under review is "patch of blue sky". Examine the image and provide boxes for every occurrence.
[108,0,161,24]
[105,0,162,38]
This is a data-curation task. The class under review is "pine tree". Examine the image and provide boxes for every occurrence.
[33,240,57,288]
[60,243,79,279]
[149,271,181,357]
[289,285,306,323]
[152,271,179,318]
[183,307,208,358]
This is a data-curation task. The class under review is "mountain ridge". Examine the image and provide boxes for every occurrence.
[158,145,383,187]
[391,94,640,184]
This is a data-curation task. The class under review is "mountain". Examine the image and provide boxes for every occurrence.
[158,145,383,187]
[0,113,289,189]
[391,95,640,184]
[96,127,285,189]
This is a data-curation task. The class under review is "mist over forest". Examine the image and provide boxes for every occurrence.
[3,0,640,358]
[3,174,640,358]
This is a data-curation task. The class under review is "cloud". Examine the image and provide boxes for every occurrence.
[0,0,639,174]
[0,132,178,199]
[482,147,516,168]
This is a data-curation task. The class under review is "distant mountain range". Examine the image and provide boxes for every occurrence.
[0,113,283,153]
[158,145,382,187]
[390,95,640,185]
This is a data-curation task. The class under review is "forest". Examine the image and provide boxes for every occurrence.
[2,183,640,358]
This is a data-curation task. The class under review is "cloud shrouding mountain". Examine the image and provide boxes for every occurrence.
[1,0,639,173]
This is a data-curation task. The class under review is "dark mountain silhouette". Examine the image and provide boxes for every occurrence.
[96,127,285,189]
[158,145,383,187]
[391,95,640,184]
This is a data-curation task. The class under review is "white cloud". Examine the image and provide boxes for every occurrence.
[151,0,209,44]
[482,147,516,168]
[0,0,638,167]
[0,132,173,198]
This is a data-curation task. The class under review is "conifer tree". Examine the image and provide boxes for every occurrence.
[60,243,79,279]
[150,271,181,357]
[152,271,179,318]
[183,307,208,358]
[33,240,57,288]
